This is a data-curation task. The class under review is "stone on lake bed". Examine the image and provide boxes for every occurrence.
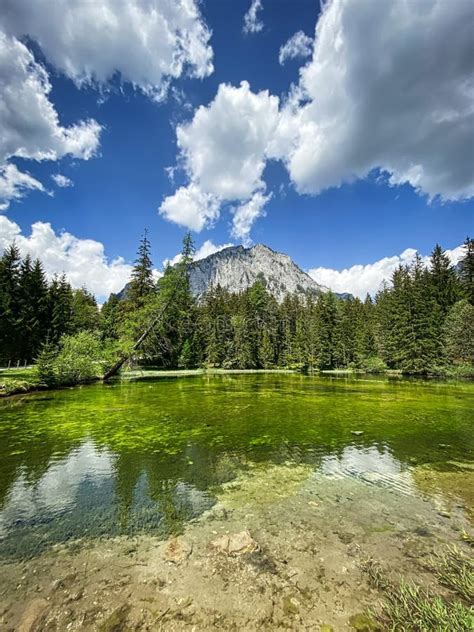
[163,537,192,564]
[210,530,258,556]
[98,604,131,632]
[351,430,364,436]
[18,598,49,632]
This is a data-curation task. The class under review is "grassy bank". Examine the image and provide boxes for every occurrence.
[0,367,40,397]
[2,363,473,398]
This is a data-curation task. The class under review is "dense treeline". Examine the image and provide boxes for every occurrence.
[101,234,474,376]
[0,243,99,365]
[1,234,473,382]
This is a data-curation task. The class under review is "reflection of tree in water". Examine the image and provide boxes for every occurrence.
[0,376,472,558]
[0,431,81,509]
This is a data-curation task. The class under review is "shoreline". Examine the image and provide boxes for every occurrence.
[1,366,472,400]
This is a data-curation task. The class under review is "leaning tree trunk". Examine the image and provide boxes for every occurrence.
[103,274,186,381]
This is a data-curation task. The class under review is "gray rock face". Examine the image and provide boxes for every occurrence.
[188,244,329,302]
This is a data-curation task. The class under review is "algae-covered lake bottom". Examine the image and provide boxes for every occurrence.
[0,374,473,630]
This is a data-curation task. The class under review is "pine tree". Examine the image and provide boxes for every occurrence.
[0,243,22,363]
[458,237,474,304]
[128,229,155,306]
[313,292,340,369]
[443,300,474,365]
[48,274,74,343]
[100,293,121,339]
[428,244,461,360]
[18,256,49,361]
[71,288,100,333]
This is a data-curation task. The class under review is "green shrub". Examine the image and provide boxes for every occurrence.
[361,357,388,374]
[54,331,103,384]
[35,342,59,387]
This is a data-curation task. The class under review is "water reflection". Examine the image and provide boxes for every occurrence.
[0,442,112,538]
[322,445,416,496]
[0,374,472,558]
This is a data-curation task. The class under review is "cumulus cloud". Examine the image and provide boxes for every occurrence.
[176,81,279,200]
[0,32,101,209]
[231,191,271,245]
[278,31,313,65]
[163,239,234,268]
[0,216,137,300]
[160,81,279,235]
[163,0,473,241]
[51,174,73,188]
[273,0,474,200]
[243,0,264,35]
[0,0,213,100]
[159,184,220,232]
[308,245,465,299]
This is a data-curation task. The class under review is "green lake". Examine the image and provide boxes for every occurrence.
[0,373,473,560]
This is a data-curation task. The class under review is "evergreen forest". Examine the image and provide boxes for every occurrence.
[1,234,473,385]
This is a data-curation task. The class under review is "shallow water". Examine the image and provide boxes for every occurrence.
[0,374,473,560]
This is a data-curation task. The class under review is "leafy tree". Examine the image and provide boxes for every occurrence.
[54,331,103,384]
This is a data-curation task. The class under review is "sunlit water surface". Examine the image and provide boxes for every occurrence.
[0,374,472,559]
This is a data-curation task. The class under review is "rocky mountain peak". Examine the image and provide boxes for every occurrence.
[188,243,332,302]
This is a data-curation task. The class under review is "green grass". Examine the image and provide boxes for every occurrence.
[378,581,473,631]
[362,549,474,631]
[431,546,474,602]
[0,367,38,396]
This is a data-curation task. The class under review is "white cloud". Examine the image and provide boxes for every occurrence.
[176,81,279,200]
[0,33,101,163]
[278,31,313,65]
[51,173,73,188]
[159,183,220,232]
[0,0,213,100]
[160,81,279,234]
[273,0,474,200]
[0,216,137,300]
[308,245,465,299]
[243,0,264,35]
[163,239,234,268]
[231,191,271,245]
[163,0,473,242]
[195,239,234,261]
[0,31,101,209]
[0,164,45,211]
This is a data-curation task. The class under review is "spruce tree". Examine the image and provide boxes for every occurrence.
[128,229,155,306]
[18,256,49,361]
[48,274,74,343]
[458,237,474,304]
[0,243,22,363]
[443,299,474,365]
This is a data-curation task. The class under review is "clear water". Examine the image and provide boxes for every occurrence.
[0,374,472,559]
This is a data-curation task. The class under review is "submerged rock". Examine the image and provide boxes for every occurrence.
[98,604,131,632]
[349,612,379,630]
[163,537,192,564]
[210,530,258,556]
[18,599,49,632]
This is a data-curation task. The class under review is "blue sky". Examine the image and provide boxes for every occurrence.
[0,0,473,299]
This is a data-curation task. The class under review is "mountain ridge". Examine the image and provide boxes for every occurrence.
[118,243,351,303]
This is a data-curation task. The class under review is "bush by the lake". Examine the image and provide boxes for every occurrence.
[35,332,121,387]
